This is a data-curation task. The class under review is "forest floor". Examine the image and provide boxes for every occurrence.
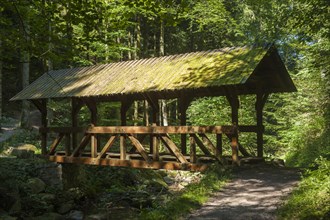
[186,164,301,220]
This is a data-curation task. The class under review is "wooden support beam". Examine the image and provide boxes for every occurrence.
[178,96,193,154]
[120,135,126,160]
[48,156,209,171]
[189,135,196,163]
[128,134,150,162]
[191,134,212,156]
[71,133,91,157]
[86,125,235,134]
[198,133,221,160]
[97,135,118,159]
[31,99,47,155]
[231,134,239,165]
[84,98,99,157]
[146,96,159,154]
[72,98,84,150]
[152,135,159,161]
[216,134,222,156]
[48,133,64,155]
[159,134,188,164]
[256,93,269,157]
[226,94,239,125]
[65,134,71,156]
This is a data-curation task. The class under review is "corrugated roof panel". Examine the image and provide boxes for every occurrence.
[11,46,281,101]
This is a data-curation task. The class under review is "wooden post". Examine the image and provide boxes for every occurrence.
[71,98,83,152]
[85,98,98,158]
[178,96,192,154]
[146,97,159,159]
[31,99,47,155]
[65,133,71,156]
[256,93,269,157]
[189,134,196,163]
[120,98,133,160]
[216,134,222,157]
[226,95,239,163]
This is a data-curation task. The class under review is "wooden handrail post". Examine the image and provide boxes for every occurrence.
[189,134,196,163]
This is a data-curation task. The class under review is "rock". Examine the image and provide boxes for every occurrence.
[25,178,46,194]
[39,193,56,203]
[57,200,75,214]
[85,213,109,220]
[163,176,174,185]
[32,212,63,220]
[6,144,38,158]
[66,210,84,220]
[272,158,285,167]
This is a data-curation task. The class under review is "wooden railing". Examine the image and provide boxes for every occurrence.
[41,125,239,171]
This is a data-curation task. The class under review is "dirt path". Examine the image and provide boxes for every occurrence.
[187,164,301,220]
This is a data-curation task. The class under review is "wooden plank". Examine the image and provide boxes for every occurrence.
[191,134,212,156]
[97,135,118,159]
[127,135,150,162]
[159,134,188,163]
[87,125,235,134]
[48,133,64,155]
[71,133,91,157]
[189,135,196,163]
[48,156,208,171]
[198,133,220,160]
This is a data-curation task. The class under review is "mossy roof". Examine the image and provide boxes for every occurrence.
[11,45,296,101]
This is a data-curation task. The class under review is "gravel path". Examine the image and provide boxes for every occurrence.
[187,164,301,220]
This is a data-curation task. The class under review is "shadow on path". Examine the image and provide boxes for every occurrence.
[187,164,301,220]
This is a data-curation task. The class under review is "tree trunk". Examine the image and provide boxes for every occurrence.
[133,16,141,60]
[159,20,164,57]
[20,50,30,128]
[144,100,149,126]
[0,40,2,119]
[159,20,168,126]
[133,101,138,125]
[20,19,30,128]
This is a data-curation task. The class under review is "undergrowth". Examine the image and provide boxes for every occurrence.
[139,164,230,220]
[278,157,330,220]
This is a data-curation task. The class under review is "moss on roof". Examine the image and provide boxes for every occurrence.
[11,46,273,100]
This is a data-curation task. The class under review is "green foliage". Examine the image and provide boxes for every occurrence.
[278,157,330,219]
[139,164,230,220]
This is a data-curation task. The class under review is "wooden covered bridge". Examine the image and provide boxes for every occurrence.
[11,45,296,171]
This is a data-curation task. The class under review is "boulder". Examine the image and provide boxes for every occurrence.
[32,212,63,220]
[57,200,75,214]
[39,193,56,203]
[6,144,38,158]
[25,178,46,194]
[85,213,109,220]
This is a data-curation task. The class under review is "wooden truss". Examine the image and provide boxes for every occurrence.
[42,125,238,171]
